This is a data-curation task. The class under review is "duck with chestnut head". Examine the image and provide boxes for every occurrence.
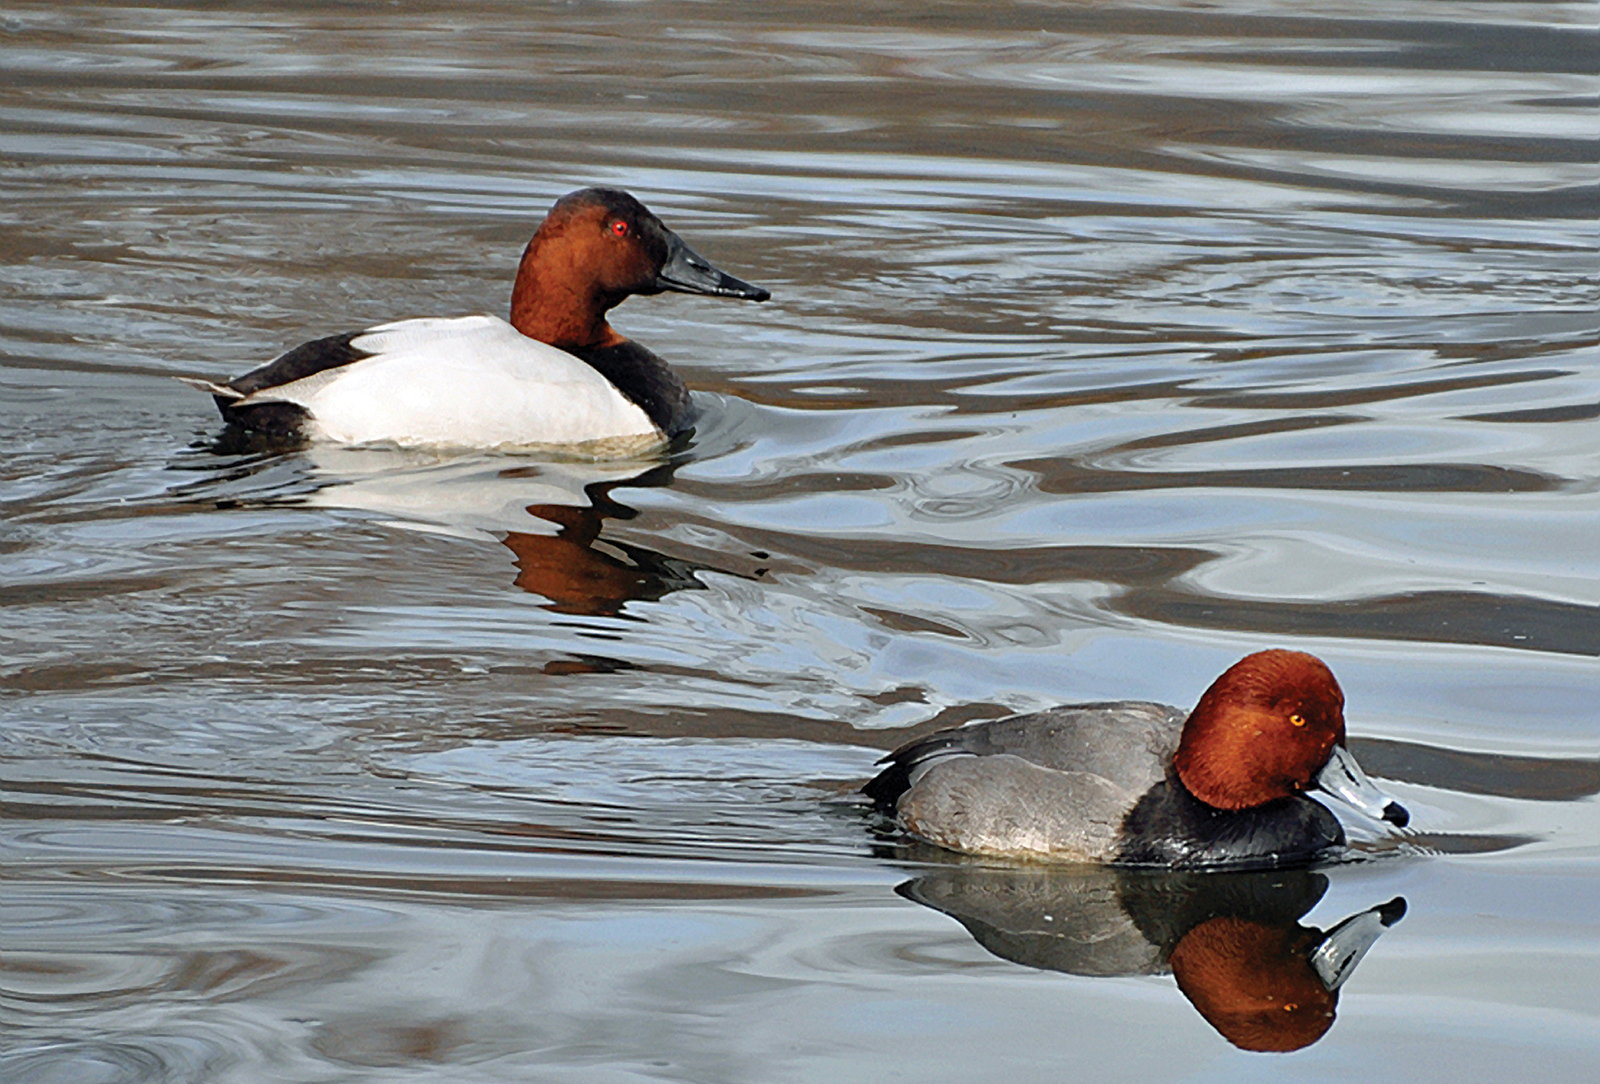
[864,649,1409,869]
[186,187,769,451]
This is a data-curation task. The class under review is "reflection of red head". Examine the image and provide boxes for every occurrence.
[1169,915,1336,1052]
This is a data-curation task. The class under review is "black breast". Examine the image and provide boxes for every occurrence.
[566,341,694,437]
[1115,769,1345,870]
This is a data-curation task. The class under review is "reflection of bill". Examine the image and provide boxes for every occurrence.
[897,863,1404,1053]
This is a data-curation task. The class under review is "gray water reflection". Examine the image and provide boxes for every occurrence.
[3,0,1599,1081]
[897,863,1406,1052]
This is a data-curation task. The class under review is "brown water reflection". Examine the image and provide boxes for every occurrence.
[502,464,714,616]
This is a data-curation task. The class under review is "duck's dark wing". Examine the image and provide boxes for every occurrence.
[201,331,373,435]
[227,331,372,395]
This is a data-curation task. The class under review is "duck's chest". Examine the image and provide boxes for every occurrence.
[1114,773,1345,870]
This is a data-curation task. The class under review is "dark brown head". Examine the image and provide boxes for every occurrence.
[509,187,768,349]
[1173,649,1347,811]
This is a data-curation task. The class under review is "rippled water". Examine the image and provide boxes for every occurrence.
[2,2,1597,1081]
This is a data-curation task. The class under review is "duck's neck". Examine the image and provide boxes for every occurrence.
[506,234,691,435]
[509,240,627,349]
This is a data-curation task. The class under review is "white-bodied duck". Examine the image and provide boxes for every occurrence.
[187,187,769,451]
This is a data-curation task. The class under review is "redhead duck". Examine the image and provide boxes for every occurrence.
[186,188,769,450]
[864,649,1409,869]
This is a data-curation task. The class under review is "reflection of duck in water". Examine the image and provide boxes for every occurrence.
[866,650,1409,869]
[262,447,734,616]
[899,863,1405,1052]
[503,469,709,616]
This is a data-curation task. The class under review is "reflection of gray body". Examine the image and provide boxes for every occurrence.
[906,863,1173,976]
[901,864,1330,978]
[867,701,1346,868]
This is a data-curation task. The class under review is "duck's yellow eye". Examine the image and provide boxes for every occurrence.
[1289,713,1306,727]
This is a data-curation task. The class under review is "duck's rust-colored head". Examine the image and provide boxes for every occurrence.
[1173,649,1408,827]
[509,187,768,350]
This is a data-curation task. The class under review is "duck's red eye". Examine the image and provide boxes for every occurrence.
[611,220,629,237]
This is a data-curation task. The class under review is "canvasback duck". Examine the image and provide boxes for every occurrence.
[187,187,769,450]
[864,649,1409,869]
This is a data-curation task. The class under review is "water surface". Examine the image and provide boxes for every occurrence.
[2,2,1597,1081]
